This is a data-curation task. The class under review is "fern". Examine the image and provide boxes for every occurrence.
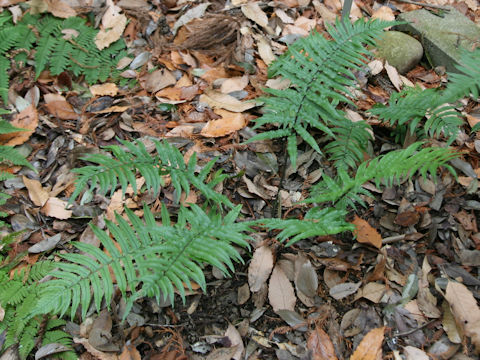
[305,143,457,210]
[0,13,130,103]
[369,48,480,142]
[246,18,394,169]
[0,261,74,360]
[34,204,251,319]
[71,138,233,208]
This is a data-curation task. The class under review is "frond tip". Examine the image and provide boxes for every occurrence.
[35,204,251,319]
[71,138,233,208]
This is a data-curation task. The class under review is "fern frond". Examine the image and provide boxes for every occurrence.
[305,143,457,210]
[442,47,480,101]
[0,119,28,134]
[368,86,463,142]
[257,207,352,246]
[246,18,394,169]
[35,205,251,319]
[70,138,233,208]
[0,145,35,171]
[325,118,373,169]
[0,55,9,103]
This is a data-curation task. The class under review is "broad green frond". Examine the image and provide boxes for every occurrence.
[0,145,35,171]
[442,47,480,101]
[35,205,251,319]
[368,86,463,143]
[257,207,352,246]
[0,119,28,134]
[71,138,233,208]
[246,18,394,169]
[305,143,458,210]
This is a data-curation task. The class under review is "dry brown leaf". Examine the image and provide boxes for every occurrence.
[350,327,385,360]
[385,61,402,90]
[417,257,441,318]
[73,337,118,360]
[224,324,245,360]
[41,197,72,220]
[119,344,141,360]
[199,89,256,113]
[307,326,338,360]
[23,176,49,207]
[357,282,386,303]
[220,75,249,94]
[45,0,76,18]
[44,100,78,120]
[95,0,127,50]
[268,264,296,313]
[205,345,239,360]
[106,189,124,221]
[90,83,119,97]
[200,109,246,138]
[248,246,274,292]
[403,346,429,360]
[241,2,273,34]
[371,6,395,22]
[351,215,382,249]
[0,105,38,146]
[445,281,480,352]
[257,36,276,65]
[141,69,177,93]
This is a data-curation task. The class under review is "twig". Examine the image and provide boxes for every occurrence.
[391,0,451,11]
[393,319,438,337]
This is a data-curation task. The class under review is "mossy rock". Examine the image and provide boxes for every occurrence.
[376,31,423,74]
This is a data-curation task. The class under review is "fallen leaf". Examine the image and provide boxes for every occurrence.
[44,100,78,120]
[41,197,72,219]
[225,324,244,360]
[350,327,385,360]
[295,259,318,298]
[90,83,119,97]
[28,233,62,253]
[257,36,276,65]
[172,2,210,35]
[445,281,480,352]
[220,75,249,94]
[371,6,395,22]
[357,282,386,303]
[417,257,441,318]
[119,344,141,360]
[0,105,38,146]
[268,264,296,313]
[403,346,429,360]
[307,326,338,360]
[241,2,270,29]
[95,0,127,50]
[200,109,246,138]
[141,69,177,93]
[199,89,257,112]
[329,282,361,300]
[45,0,76,18]
[35,342,72,360]
[385,61,402,91]
[352,215,382,249]
[248,246,274,292]
[23,176,49,207]
[73,337,118,360]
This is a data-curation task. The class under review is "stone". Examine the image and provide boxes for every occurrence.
[375,31,424,74]
[396,7,480,73]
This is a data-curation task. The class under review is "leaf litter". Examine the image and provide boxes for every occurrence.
[0,0,480,359]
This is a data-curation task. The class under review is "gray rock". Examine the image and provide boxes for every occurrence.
[396,7,480,73]
[376,31,424,74]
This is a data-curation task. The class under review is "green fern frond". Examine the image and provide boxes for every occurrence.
[368,86,463,142]
[305,142,457,210]
[71,138,233,208]
[257,207,352,246]
[0,119,28,134]
[442,47,480,101]
[35,204,251,319]
[246,18,394,169]
[325,118,373,169]
[0,145,35,171]
[0,55,9,103]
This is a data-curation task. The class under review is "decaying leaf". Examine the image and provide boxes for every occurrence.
[329,282,362,300]
[268,264,296,313]
[352,215,382,249]
[307,326,338,360]
[200,109,246,137]
[23,176,49,207]
[225,324,244,360]
[95,0,127,50]
[0,105,38,146]
[350,327,385,360]
[199,89,257,113]
[248,246,274,292]
[445,281,480,352]
[41,197,72,220]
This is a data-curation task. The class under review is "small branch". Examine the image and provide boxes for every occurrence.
[391,0,451,11]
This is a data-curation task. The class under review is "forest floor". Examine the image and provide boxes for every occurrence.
[1,0,480,359]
